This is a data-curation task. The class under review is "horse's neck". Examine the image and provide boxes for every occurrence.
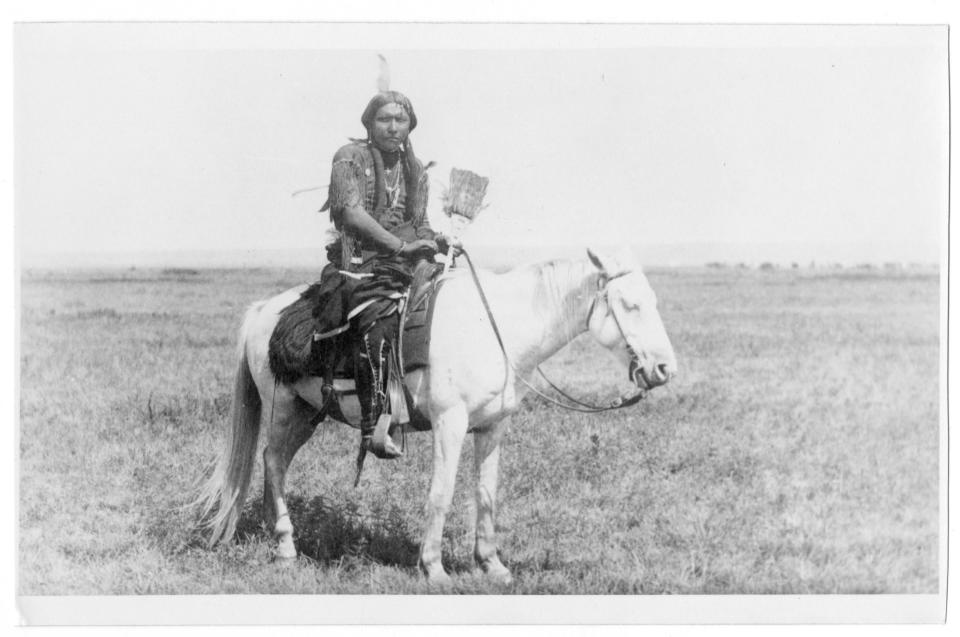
[499,258,600,371]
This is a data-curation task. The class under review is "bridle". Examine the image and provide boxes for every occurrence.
[586,272,658,392]
[461,249,648,413]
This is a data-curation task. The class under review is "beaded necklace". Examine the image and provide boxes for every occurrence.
[383,161,403,209]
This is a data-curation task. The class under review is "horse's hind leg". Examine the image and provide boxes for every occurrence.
[473,420,512,584]
[262,387,318,560]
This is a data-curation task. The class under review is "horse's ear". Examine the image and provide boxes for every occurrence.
[587,248,608,274]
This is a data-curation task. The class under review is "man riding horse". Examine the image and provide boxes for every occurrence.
[320,90,459,459]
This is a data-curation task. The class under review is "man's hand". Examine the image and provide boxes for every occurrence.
[399,239,438,259]
[436,233,463,258]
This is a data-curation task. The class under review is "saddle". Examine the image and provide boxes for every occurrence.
[268,260,446,438]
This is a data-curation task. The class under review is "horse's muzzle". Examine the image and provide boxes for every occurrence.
[630,359,672,389]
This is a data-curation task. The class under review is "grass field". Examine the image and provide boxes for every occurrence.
[18,263,941,595]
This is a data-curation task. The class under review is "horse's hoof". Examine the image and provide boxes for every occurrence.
[486,566,513,586]
[427,573,453,588]
[422,565,453,588]
[275,540,298,561]
[479,558,513,585]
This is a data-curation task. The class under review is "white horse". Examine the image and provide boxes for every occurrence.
[196,247,676,585]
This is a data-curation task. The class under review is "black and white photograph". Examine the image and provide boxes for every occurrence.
[12,13,949,627]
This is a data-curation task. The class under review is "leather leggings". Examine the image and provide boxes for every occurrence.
[354,313,400,438]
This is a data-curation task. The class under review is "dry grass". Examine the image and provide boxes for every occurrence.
[18,264,940,594]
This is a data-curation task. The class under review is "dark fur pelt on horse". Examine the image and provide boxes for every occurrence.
[268,268,352,385]
[268,260,416,384]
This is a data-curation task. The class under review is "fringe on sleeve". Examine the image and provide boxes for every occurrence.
[327,158,364,226]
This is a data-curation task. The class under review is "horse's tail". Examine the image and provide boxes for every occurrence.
[195,302,265,547]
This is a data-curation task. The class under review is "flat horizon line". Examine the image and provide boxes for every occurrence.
[18,240,941,271]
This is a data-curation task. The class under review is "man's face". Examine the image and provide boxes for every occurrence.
[370,103,411,152]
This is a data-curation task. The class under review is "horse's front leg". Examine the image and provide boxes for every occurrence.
[419,402,469,584]
[473,420,512,584]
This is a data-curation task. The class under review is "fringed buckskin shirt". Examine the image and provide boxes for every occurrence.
[326,141,434,271]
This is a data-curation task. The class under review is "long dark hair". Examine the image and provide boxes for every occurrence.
[361,91,421,219]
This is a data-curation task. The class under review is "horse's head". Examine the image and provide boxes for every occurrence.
[585,248,677,391]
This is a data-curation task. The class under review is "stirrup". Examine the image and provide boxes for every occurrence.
[369,413,404,459]
[354,425,401,488]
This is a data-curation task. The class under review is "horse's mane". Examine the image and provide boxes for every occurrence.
[529,258,600,336]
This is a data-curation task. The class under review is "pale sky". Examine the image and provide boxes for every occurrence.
[15,23,948,265]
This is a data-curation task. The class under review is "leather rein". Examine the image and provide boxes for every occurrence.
[460,249,647,413]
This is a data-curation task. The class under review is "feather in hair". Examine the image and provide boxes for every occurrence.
[377,54,390,92]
